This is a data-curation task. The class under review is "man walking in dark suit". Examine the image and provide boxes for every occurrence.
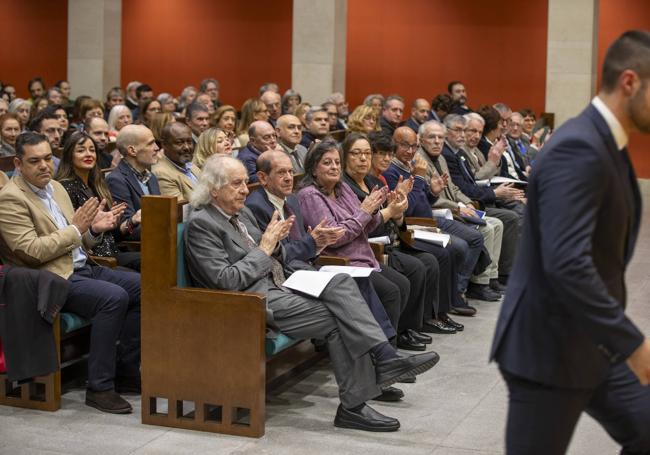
[491,30,650,454]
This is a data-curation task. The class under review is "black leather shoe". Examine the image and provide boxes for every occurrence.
[375,351,440,387]
[115,375,141,394]
[489,278,507,293]
[86,389,132,414]
[440,314,464,332]
[397,332,426,351]
[407,329,432,344]
[334,403,400,432]
[397,375,416,383]
[373,386,404,402]
[466,284,501,302]
[421,319,457,334]
[449,305,477,317]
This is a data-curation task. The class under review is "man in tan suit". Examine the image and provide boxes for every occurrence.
[0,132,141,414]
[153,122,199,202]
[462,113,502,180]
[0,171,8,190]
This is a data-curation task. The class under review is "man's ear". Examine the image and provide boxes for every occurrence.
[257,171,267,186]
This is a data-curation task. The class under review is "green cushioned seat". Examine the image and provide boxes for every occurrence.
[60,312,91,334]
[176,223,296,356]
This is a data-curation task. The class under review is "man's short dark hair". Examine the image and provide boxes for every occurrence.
[200,78,219,92]
[368,131,395,153]
[135,84,152,99]
[28,76,44,92]
[15,132,48,158]
[447,80,462,94]
[601,30,650,93]
[256,153,273,174]
[28,107,59,132]
[186,101,209,121]
[475,105,501,135]
[519,108,536,119]
[106,86,124,101]
[54,80,68,88]
[383,95,404,109]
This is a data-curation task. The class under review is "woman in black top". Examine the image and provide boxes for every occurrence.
[55,131,140,271]
[342,132,463,334]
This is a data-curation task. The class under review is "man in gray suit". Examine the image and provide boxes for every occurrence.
[184,155,439,432]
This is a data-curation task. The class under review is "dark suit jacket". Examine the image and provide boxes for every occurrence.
[405,118,421,134]
[106,160,161,240]
[491,104,643,388]
[442,143,496,205]
[245,188,317,264]
[502,138,529,181]
[237,144,263,183]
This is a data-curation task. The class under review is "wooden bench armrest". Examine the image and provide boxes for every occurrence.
[404,217,437,228]
[369,242,388,265]
[90,255,118,268]
[118,241,141,252]
[315,255,350,266]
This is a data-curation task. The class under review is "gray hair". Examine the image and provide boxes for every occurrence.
[190,155,244,208]
[464,112,485,126]
[178,86,197,110]
[443,113,466,129]
[157,92,174,105]
[9,98,30,113]
[363,94,384,106]
[418,120,446,137]
[200,78,220,92]
[305,105,327,123]
[326,92,344,104]
[126,81,141,93]
[492,103,511,115]
[107,105,132,132]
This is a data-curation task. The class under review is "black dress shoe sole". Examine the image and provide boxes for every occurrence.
[85,398,132,414]
[334,416,400,432]
[372,389,404,402]
[377,353,440,388]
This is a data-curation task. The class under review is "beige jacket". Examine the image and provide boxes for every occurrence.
[417,148,472,209]
[462,146,499,180]
[152,155,201,202]
[0,176,98,278]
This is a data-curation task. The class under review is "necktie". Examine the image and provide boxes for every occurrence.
[517,140,526,155]
[229,214,286,288]
[283,204,302,241]
[459,156,476,183]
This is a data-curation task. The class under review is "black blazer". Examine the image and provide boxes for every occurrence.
[442,142,496,205]
[491,104,643,388]
[245,188,317,265]
[106,160,161,240]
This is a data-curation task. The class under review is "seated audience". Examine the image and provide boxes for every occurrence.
[508,111,537,166]
[153,122,198,201]
[281,89,302,115]
[462,113,502,180]
[193,127,233,170]
[342,132,463,337]
[185,154,439,431]
[237,98,269,147]
[406,99,431,134]
[380,95,405,136]
[85,116,114,169]
[212,104,240,149]
[276,114,308,173]
[364,94,385,116]
[492,103,528,182]
[347,105,380,134]
[106,125,161,241]
[185,102,210,147]
[260,90,282,127]
[55,131,140,271]
[0,113,20,156]
[237,120,278,183]
[297,139,428,348]
[107,105,133,140]
[383,127,479,315]
[300,105,330,149]
[9,98,31,130]
[0,132,141,414]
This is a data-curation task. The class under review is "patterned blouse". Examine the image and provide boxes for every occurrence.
[58,177,119,258]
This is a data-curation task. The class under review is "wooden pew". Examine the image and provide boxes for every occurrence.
[140,195,325,438]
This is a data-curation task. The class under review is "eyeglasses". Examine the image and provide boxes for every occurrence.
[448,127,466,135]
[396,141,418,150]
[466,128,482,135]
[348,150,372,159]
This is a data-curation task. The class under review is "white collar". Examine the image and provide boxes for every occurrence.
[264,189,286,209]
[591,96,628,150]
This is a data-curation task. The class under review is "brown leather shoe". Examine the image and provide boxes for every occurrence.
[85,389,132,414]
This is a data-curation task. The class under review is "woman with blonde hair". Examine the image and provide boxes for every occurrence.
[294,102,312,128]
[8,98,31,130]
[149,112,175,145]
[236,98,268,147]
[347,104,380,134]
[192,127,232,170]
[212,104,241,150]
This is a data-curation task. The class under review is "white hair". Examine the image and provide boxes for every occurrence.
[190,155,245,208]
[107,105,132,132]
[464,112,485,126]
[418,120,446,137]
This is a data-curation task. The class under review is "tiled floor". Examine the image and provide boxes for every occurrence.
[1,199,648,454]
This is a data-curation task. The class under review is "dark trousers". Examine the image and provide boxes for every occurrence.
[369,266,410,338]
[502,364,650,455]
[388,249,437,332]
[436,217,482,292]
[485,206,520,277]
[410,240,457,317]
[66,265,141,391]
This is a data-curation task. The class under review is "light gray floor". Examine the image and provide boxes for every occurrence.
[1,204,649,455]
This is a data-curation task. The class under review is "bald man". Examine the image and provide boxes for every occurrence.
[237,120,278,183]
[260,90,282,127]
[406,99,431,134]
[153,122,200,201]
[276,114,308,173]
[106,125,161,241]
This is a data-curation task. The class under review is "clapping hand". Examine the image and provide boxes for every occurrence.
[91,199,117,233]
[360,186,388,214]
[430,174,446,195]
[308,219,346,250]
[259,211,294,255]
[72,197,100,234]
[386,190,408,220]
[395,175,415,196]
